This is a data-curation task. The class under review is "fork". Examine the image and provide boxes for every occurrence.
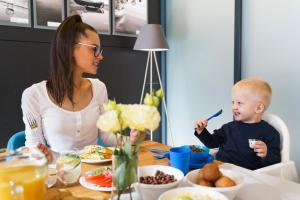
[26,112,38,130]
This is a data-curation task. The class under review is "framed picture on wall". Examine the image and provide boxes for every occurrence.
[33,0,64,29]
[0,0,31,27]
[67,0,111,35]
[112,0,148,37]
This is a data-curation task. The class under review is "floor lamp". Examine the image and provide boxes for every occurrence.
[133,24,174,146]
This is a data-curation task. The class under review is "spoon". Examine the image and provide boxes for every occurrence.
[153,153,169,159]
[207,109,223,121]
[194,109,223,131]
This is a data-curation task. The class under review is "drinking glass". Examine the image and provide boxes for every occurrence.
[56,151,81,185]
[0,147,47,200]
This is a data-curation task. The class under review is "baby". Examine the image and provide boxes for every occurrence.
[194,78,281,170]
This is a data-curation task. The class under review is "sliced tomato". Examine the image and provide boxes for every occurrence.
[85,174,105,181]
[86,176,112,187]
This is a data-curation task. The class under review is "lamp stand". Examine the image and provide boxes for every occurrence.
[140,50,174,146]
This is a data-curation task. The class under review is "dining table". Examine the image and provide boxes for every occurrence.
[50,140,171,200]
[49,140,300,200]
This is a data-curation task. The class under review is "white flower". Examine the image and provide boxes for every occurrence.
[120,104,161,131]
[96,110,121,133]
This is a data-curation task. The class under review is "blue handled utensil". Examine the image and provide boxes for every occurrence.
[207,109,223,121]
[194,109,223,131]
[150,148,169,153]
[153,153,169,159]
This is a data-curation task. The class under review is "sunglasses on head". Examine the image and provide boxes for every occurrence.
[76,42,103,57]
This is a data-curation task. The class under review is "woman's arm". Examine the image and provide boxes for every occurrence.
[21,86,46,147]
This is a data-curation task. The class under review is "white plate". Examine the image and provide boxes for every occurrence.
[47,164,57,188]
[79,176,112,192]
[79,147,113,164]
[80,157,112,164]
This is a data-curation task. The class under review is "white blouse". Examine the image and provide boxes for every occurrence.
[21,78,117,153]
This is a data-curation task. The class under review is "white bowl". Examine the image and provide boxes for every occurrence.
[159,187,228,200]
[134,165,184,200]
[186,168,244,200]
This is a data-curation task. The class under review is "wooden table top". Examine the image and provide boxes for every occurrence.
[52,140,171,200]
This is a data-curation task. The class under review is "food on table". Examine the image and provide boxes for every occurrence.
[202,163,221,182]
[197,179,213,187]
[190,145,206,152]
[84,166,112,187]
[196,163,236,188]
[197,170,205,180]
[139,170,177,184]
[214,176,236,187]
[80,145,113,160]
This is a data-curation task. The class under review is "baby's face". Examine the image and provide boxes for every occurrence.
[231,88,262,123]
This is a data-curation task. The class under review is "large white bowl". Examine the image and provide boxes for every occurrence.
[134,165,184,200]
[159,187,228,200]
[186,168,244,200]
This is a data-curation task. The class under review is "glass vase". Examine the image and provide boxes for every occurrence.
[111,149,138,200]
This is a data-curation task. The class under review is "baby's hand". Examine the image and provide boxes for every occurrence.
[194,118,208,134]
[253,141,267,158]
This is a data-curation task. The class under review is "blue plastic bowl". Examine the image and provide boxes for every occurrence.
[189,145,209,164]
[189,154,214,170]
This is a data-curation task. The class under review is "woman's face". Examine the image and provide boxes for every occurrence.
[73,29,103,75]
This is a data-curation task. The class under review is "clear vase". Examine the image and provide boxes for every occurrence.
[111,151,138,200]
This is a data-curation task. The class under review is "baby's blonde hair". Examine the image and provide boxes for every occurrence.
[233,78,272,109]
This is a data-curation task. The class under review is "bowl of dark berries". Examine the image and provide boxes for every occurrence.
[189,145,210,164]
[134,165,184,200]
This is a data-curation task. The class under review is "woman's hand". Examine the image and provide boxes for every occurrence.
[130,129,147,145]
[194,118,208,134]
[37,143,53,163]
[253,140,267,158]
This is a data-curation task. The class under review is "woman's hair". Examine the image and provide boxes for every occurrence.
[234,78,272,109]
[47,15,97,106]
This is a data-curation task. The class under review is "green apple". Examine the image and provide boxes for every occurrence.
[155,88,163,98]
[143,93,153,106]
[152,96,160,107]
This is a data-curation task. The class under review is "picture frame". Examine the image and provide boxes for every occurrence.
[112,0,148,37]
[33,0,64,30]
[0,0,31,27]
[67,0,111,35]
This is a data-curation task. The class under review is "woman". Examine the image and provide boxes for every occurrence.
[21,15,136,162]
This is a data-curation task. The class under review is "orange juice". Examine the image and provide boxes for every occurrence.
[0,165,47,200]
[0,148,47,200]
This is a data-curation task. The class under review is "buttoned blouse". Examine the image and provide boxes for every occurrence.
[21,78,116,153]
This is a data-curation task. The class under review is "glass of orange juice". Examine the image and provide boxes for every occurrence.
[0,147,47,200]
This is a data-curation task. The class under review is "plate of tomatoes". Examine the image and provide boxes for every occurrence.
[79,166,113,191]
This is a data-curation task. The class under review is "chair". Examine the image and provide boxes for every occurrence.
[97,137,108,147]
[255,113,299,182]
[7,131,26,150]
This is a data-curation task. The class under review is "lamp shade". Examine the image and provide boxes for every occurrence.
[134,24,169,51]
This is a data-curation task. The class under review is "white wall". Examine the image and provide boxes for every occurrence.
[242,0,300,175]
[166,0,235,146]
